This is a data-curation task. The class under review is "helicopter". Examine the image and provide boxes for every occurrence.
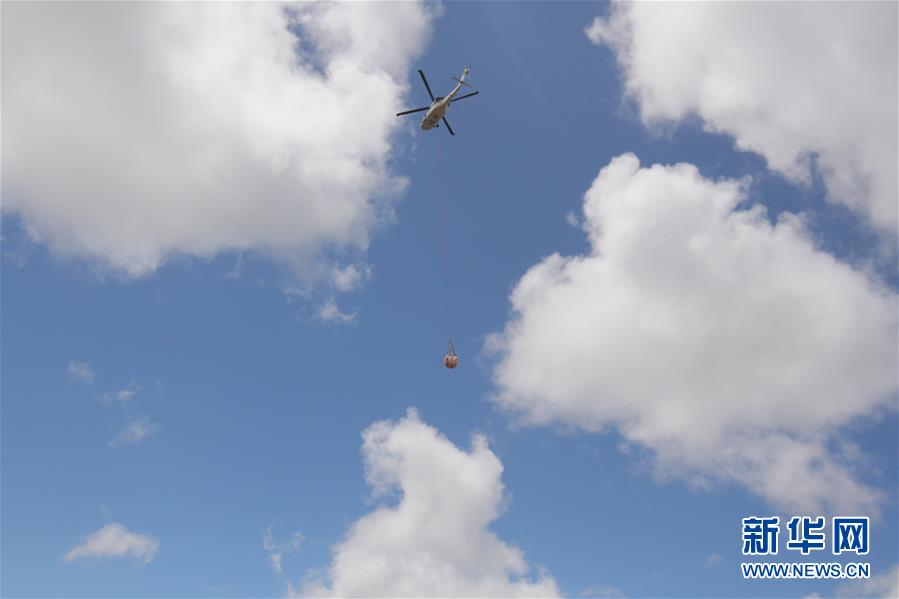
[396,68,479,135]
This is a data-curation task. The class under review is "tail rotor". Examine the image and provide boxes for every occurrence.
[452,67,472,88]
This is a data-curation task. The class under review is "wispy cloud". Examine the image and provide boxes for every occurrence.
[66,361,95,384]
[579,585,624,598]
[101,384,140,404]
[331,263,372,293]
[225,251,244,279]
[110,415,159,448]
[263,527,303,576]
[315,300,357,325]
[64,522,159,564]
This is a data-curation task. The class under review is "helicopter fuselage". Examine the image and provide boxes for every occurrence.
[396,67,476,136]
[420,80,466,130]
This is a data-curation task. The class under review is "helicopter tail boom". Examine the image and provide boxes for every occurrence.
[451,66,472,88]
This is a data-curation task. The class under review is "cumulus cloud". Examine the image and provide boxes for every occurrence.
[110,415,159,447]
[64,522,159,564]
[488,154,897,515]
[296,409,559,597]
[66,361,95,384]
[587,2,898,231]
[264,527,303,576]
[2,2,435,276]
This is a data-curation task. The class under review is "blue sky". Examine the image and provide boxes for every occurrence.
[2,2,897,597]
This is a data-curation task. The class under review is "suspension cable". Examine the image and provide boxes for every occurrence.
[434,137,453,345]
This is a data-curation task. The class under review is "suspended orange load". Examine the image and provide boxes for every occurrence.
[444,340,459,369]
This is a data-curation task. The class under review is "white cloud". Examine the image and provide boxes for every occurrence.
[66,361,95,384]
[64,522,159,564]
[264,527,303,576]
[587,2,897,231]
[2,2,435,276]
[331,263,372,293]
[315,300,357,325]
[579,585,624,598]
[487,154,897,515]
[110,415,159,447]
[836,564,899,599]
[296,409,559,597]
[102,384,140,404]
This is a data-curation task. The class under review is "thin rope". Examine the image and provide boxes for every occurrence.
[434,137,452,343]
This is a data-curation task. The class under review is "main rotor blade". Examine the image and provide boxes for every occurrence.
[418,69,435,101]
[396,106,430,117]
[450,91,479,103]
[442,117,455,136]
